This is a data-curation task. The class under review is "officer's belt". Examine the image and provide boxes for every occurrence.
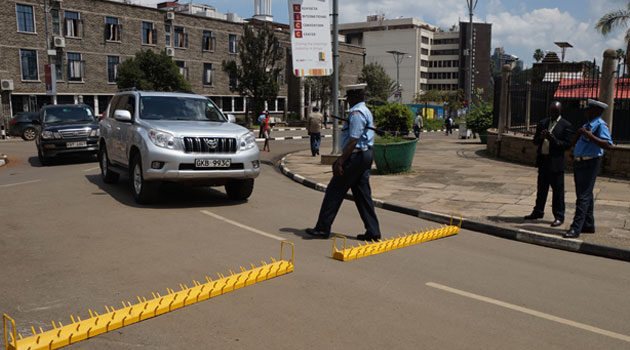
[575,156,598,162]
[353,147,371,153]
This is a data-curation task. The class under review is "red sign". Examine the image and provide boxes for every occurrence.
[45,64,56,96]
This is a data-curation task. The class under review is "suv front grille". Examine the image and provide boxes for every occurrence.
[59,128,90,139]
[183,137,237,153]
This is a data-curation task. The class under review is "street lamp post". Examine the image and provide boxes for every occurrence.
[386,50,409,102]
[332,0,340,154]
[466,0,478,110]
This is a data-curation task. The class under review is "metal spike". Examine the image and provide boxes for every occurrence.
[31,326,37,336]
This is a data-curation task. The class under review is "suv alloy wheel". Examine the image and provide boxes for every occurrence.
[130,154,159,204]
[100,146,119,184]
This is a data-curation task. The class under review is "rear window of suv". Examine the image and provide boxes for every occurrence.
[43,106,95,124]
[139,96,226,122]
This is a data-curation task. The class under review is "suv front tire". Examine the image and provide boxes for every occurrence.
[225,179,254,200]
[100,146,119,184]
[130,154,160,204]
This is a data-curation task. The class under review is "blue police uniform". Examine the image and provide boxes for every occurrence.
[312,101,381,239]
[569,116,613,233]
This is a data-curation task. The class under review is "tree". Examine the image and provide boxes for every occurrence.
[222,23,284,124]
[533,49,544,63]
[304,64,343,116]
[444,89,464,118]
[116,49,190,91]
[596,2,630,71]
[414,89,445,118]
[357,62,397,103]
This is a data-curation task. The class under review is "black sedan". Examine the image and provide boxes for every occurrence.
[9,111,39,140]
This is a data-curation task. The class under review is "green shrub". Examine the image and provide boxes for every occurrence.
[465,103,493,132]
[374,135,406,144]
[374,103,414,135]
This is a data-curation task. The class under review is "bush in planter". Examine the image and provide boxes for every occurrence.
[372,104,417,174]
[374,103,414,136]
[465,102,493,132]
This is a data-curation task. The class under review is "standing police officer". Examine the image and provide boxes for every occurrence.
[306,83,382,241]
[564,99,614,239]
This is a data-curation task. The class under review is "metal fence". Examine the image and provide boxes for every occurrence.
[493,59,630,143]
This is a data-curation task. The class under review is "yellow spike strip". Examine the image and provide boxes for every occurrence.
[2,241,295,350]
[332,216,462,261]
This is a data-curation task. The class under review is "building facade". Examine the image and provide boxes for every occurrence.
[0,0,364,121]
[339,16,491,105]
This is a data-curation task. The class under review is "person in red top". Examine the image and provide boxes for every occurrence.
[262,113,271,152]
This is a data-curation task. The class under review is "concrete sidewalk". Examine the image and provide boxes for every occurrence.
[282,135,630,252]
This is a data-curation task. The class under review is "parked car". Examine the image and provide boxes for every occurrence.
[99,91,260,204]
[34,104,100,165]
[9,111,39,140]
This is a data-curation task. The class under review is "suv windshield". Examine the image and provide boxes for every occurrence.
[140,96,227,122]
[43,106,95,124]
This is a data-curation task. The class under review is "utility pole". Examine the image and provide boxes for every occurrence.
[386,50,409,102]
[465,0,478,110]
[332,0,340,153]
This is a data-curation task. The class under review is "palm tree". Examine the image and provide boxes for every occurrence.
[533,49,544,63]
[596,2,630,71]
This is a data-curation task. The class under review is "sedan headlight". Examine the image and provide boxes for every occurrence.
[239,132,256,150]
[41,130,61,139]
[149,129,180,150]
[90,128,100,137]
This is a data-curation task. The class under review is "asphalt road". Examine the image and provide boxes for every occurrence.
[1,134,629,349]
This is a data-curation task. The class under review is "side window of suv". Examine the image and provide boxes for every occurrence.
[108,96,121,119]
[123,95,136,117]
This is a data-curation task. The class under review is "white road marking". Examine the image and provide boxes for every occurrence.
[200,210,285,241]
[426,282,630,343]
[83,166,100,172]
[0,179,41,188]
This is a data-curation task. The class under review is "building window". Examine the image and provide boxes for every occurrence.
[105,17,122,42]
[54,52,63,81]
[64,11,82,38]
[277,98,285,111]
[421,48,429,56]
[229,34,238,54]
[107,56,120,83]
[164,24,171,46]
[20,49,38,81]
[203,63,214,86]
[421,60,428,67]
[176,60,187,80]
[221,97,233,112]
[67,52,85,82]
[51,9,60,35]
[234,97,244,112]
[421,36,429,45]
[203,30,216,51]
[174,26,187,48]
[16,4,35,33]
[142,22,157,45]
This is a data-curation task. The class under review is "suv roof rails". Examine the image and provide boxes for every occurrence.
[118,87,137,92]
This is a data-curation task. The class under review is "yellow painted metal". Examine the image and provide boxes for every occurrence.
[332,215,462,261]
[3,241,295,350]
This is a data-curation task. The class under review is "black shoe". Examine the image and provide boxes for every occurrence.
[563,229,580,239]
[581,227,595,234]
[305,228,330,239]
[551,219,563,227]
[524,212,544,220]
[357,233,381,241]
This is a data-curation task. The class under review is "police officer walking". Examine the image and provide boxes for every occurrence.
[306,83,382,241]
[564,99,614,239]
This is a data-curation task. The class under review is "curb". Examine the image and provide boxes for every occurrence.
[279,153,630,263]
[256,135,332,142]
[0,154,7,167]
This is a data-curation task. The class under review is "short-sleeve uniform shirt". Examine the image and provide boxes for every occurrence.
[340,102,375,150]
[574,116,613,158]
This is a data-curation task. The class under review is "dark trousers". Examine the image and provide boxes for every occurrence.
[570,158,600,232]
[533,158,565,221]
[309,132,321,156]
[315,149,381,237]
[413,126,421,138]
[258,124,264,138]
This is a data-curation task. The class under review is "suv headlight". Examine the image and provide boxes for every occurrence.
[41,130,61,139]
[90,128,100,137]
[149,129,180,150]
[239,132,256,150]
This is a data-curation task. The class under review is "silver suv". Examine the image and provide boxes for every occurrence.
[99,91,260,204]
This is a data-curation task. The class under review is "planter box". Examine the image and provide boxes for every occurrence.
[373,140,417,174]
[478,129,488,144]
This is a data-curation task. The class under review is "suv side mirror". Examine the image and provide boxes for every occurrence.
[227,114,236,123]
[114,110,132,122]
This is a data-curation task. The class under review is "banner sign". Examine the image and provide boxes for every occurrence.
[45,64,56,96]
[288,0,333,77]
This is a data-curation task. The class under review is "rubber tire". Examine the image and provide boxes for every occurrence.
[37,148,50,166]
[130,154,159,204]
[225,179,254,200]
[22,127,37,141]
[99,146,119,184]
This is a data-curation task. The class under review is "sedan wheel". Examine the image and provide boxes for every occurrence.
[22,127,37,141]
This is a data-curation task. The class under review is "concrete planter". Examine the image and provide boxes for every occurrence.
[373,140,417,174]
[478,129,488,144]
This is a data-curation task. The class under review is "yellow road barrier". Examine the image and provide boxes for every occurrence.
[332,216,462,261]
[3,241,295,350]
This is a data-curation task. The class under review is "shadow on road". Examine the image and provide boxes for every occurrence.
[279,227,356,241]
[28,155,97,168]
[85,174,247,209]
[486,215,526,224]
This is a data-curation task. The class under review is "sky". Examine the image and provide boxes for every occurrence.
[127,0,630,67]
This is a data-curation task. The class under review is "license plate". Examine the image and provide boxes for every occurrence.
[195,159,231,168]
[66,141,87,148]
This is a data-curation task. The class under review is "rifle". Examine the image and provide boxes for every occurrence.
[328,114,387,136]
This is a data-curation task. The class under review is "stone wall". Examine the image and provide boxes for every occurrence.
[486,130,630,179]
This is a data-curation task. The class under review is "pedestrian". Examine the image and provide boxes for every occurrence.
[258,110,267,138]
[524,101,573,227]
[444,116,453,135]
[262,112,271,152]
[305,83,381,241]
[307,106,323,156]
[413,113,424,139]
[323,112,328,129]
[564,99,614,238]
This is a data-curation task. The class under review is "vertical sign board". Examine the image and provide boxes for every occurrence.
[288,0,333,77]
[45,64,57,96]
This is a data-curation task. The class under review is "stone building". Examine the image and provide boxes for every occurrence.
[0,0,364,121]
